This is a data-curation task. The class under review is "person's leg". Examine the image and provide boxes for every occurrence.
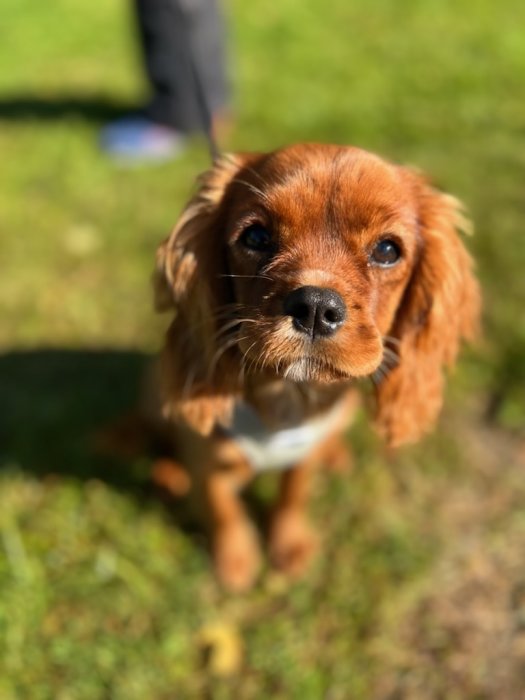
[135,0,229,132]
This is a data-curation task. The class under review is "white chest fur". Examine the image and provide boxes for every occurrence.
[227,400,347,472]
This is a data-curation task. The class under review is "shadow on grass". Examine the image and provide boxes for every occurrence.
[0,93,138,123]
[0,348,159,496]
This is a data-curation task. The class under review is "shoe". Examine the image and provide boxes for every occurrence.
[100,117,186,162]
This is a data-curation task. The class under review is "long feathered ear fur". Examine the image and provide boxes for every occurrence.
[153,154,247,435]
[375,170,481,447]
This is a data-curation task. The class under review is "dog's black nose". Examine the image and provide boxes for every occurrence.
[283,286,346,338]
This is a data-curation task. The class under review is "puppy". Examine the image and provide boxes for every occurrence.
[151,143,480,591]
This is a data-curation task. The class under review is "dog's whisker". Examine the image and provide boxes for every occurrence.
[207,334,251,380]
[245,343,265,377]
[218,273,274,282]
[212,301,251,315]
[253,345,272,375]
[211,318,259,346]
[181,362,199,400]
[238,339,260,383]
[176,306,244,335]
[176,309,255,348]
[243,350,258,377]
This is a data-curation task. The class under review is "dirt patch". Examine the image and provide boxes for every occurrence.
[374,422,525,699]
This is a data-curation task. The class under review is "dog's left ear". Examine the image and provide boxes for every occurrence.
[153,153,247,312]
[153,153,251,435]
[375,169,481,447]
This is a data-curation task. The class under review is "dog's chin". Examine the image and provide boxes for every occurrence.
[280,358,350,383]
[279,357,385,383]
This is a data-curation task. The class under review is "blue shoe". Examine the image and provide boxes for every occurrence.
[100,117,186,162]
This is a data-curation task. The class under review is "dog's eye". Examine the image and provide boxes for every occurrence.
[240,224,272,252]
[371,239,402,266]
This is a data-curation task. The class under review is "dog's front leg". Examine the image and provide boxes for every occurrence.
[268,439,332,579]
[268,432,351,578]
[201,442,261,592]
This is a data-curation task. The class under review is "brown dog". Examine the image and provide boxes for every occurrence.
[150,143,480,591]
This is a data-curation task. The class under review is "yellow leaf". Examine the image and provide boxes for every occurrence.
[197,621,243,677]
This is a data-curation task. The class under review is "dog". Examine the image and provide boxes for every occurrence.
[150,143,480,591]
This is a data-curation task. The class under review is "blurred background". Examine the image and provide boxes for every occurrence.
[1,0,525,697]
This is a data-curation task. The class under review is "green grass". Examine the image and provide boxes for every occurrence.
[1,0,525,698]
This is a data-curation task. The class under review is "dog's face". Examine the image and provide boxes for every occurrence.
[221,145,420,382]
[155,144,480,444]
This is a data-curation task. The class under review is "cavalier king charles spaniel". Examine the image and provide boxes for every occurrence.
[150,144,480,591]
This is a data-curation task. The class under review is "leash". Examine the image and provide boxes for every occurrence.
[175,1,221,163]
[187,42,220,162]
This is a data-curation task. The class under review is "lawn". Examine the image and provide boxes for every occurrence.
[1,0,525,698]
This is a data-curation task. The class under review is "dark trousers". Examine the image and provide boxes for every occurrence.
[134,0,229,132]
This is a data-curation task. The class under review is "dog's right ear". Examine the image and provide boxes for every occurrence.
[153,153,252,435]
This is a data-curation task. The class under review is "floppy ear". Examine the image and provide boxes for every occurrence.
[153,154,248,435]
[375,172,481,447]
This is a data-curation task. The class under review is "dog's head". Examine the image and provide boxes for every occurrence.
[155,144,480,444]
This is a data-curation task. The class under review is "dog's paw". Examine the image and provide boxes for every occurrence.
[213,522,262,592]
[269,510,319,579]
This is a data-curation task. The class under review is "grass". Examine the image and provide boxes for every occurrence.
[1,0,525,697]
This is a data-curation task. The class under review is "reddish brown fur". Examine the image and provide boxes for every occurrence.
[152,144,480,590]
